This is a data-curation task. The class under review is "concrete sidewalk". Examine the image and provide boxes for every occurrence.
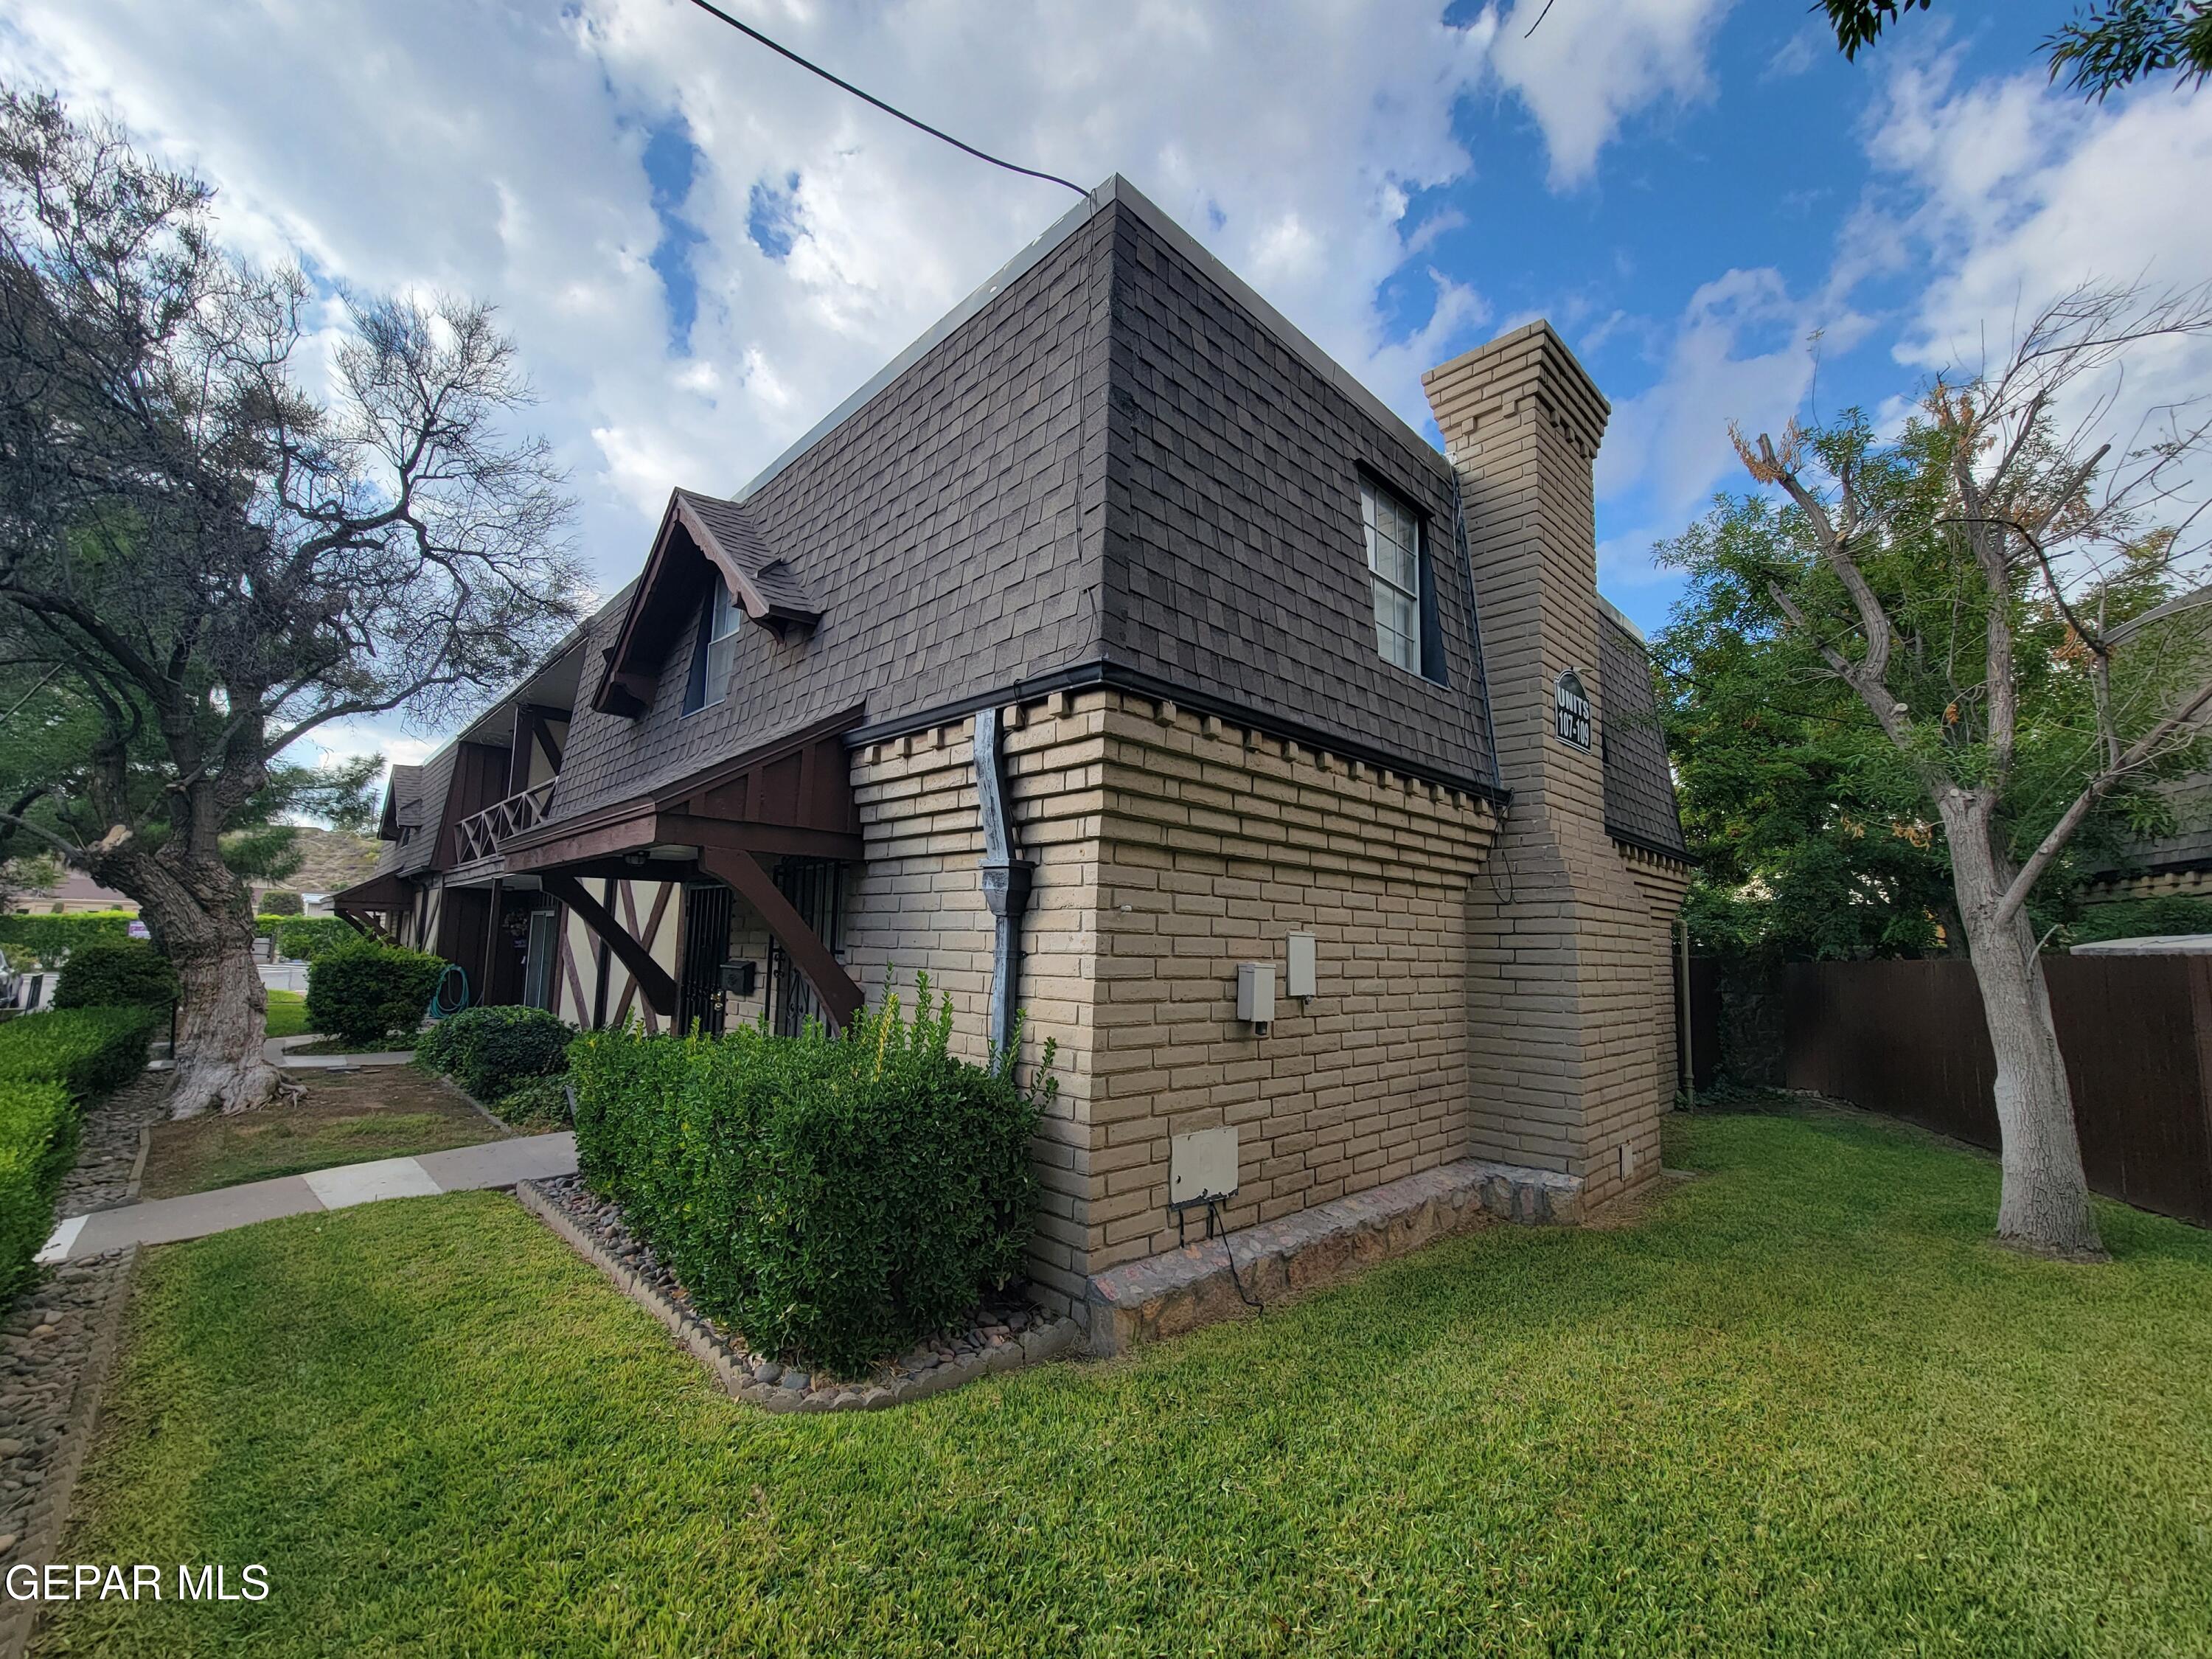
[35,1132,577,1263]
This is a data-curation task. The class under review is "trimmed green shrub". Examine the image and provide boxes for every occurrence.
[0,1006,156,1305]
[570,981,1054,1376]
[305,939,444,1047]
[0,1006,159,1096]
[53,936,177,1011]
[415,1005,574,1103]
[0,910,136,967]
[491,1074,572,1130]
[260,889,304,916]
[259,915,356,962]
[0,1079,76,1303]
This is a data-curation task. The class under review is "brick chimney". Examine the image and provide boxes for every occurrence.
[1424,321,1669,1206]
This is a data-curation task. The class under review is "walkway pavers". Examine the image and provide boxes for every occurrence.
[35,1131,577,1264]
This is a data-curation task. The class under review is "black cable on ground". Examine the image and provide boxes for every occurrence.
[1207,1197,1263,1313]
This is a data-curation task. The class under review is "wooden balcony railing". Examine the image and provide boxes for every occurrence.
[453,779,556,863]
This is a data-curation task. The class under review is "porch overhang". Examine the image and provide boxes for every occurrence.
[502,706,868,1029]
[330,869,413,942]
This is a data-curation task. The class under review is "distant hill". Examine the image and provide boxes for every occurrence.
[270,827,381,897]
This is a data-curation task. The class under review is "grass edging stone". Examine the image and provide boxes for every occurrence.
[517,1176,1080,1412]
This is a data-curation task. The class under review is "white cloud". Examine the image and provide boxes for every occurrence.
[0,0,1543,605]
[1485,0,1732,188]
[1599,268,1823,524]
[1860,52,2212,563]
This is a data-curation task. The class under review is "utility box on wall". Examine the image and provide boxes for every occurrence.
[1169,1124,1239,1207]
[1286,932,1317,999]
[1237,962,1276,1029]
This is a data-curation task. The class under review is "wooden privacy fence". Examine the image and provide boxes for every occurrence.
[1784,957,2212,1228]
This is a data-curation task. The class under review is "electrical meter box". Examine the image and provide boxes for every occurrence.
[1169,1124,1239,1208]
[1236,961,1276,1026]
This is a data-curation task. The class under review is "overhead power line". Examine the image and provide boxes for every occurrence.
[678,0,1090,198]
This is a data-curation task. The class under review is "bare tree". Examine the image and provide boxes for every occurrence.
[0,91,582,1116]
[1733,281,2212,1255]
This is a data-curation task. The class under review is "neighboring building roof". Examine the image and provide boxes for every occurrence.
[10,869,136,912]
[2096,773,2212,878]
[1596,601,1690,860]
[2071,933,2212,955]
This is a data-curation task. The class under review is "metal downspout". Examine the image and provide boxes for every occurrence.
[973,706,1034,1062]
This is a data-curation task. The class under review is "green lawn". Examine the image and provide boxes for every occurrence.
[262,988,310,1040]
[39,1109,2212,1657]
[136,1068,509,1200]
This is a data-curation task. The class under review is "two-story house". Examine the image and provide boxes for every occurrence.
[334,175,1691,1349]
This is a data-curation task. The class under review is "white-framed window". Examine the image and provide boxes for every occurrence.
[1361,476,1425,674]
[682,580,740,715]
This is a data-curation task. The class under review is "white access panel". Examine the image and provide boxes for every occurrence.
[1286,932,1317,998]
[1169,1124,1239,1206]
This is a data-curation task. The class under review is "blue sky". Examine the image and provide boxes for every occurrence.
[4,0,2207,773]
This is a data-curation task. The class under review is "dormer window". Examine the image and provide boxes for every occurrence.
[683,581,740,715]
[1362,476,1439,680]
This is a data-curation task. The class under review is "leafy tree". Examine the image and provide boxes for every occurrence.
[0,91,581,1116]
[1820,0,2212,99]
[1717,282,2212,1256]
[1655,495,1960,969]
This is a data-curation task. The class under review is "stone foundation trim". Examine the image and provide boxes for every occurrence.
[0,1245,139,1659]
[516,1181,1080,1411]
[1082,1157,1583,1356]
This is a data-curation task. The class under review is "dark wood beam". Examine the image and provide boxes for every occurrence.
[695,846,863,1032]
[543,874,677,1018]
[654,813,866,862]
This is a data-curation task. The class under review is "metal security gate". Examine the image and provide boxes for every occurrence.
[769,858,846,1037]
[678,880,734,1037]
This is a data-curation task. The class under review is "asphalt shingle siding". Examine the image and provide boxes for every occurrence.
[542,210,1113,829]
[377,746,456,877]
[1597,612,1688,858]
[1100,206,1498,787]
[529,192,1698,838]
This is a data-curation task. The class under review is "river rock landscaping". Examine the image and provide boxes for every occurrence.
[524,1173,1079,1411]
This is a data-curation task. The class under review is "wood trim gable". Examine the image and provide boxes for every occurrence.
[590,490,822,717]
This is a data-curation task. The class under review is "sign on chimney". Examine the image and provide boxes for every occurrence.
[1554,669,1593,750]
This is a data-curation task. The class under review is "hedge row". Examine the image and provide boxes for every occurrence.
[0,910,360,967]
[261,916,357,961]
[570,985,1051,1376]
[0,1007,159,1304]
[0,1005,161,1096]
[0,910,136,966]
[55,938,176,1011]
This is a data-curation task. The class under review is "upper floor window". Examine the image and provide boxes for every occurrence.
[682,580,740,715]
[1361,476,1433,678]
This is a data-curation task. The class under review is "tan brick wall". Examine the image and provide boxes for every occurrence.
[844,696,1107,1310]
[1085,694,1500,1273]
[1427,321,1690,1212]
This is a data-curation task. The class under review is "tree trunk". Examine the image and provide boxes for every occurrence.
[84,836,284,1119]
[168,924,284,1118]
[1940,795,2104,1257]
